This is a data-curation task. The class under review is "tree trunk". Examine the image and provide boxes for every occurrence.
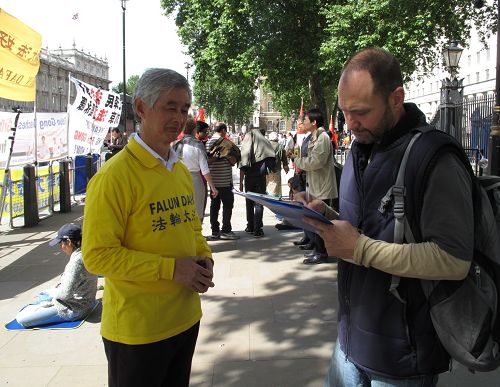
[308,74,328,125]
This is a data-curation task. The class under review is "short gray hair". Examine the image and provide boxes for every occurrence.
[132,68,192,121]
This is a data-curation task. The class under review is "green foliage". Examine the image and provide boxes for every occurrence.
[161,0,497,122]
[112,75,140,95]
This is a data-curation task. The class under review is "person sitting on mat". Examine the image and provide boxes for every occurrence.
[16,223,98,328]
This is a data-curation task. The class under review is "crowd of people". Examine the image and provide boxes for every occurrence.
[13,45,479,387]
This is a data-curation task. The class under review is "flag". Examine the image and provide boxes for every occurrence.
[329,114,338,149]
[72,13,79,20]
[297,98,305,134]
[298,98,304,120]
[196,107,205,122]
[70,76,122,127]
[0,9,42,101]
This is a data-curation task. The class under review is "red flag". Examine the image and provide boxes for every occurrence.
[297,98,305,134]
[330,115,338,149]
[196,107,206,122]
[299,98,304,120]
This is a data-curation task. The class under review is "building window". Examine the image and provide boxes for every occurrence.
[486,69,490,80]
[476,72,480,82]
[468,55,471,66]
[467,74,471,85]
[279,120,285,131]
[476,51,481,64]
[292,121,297,130]
[267,101,273,112]
[267,120,273,131]
[487,48,491,61]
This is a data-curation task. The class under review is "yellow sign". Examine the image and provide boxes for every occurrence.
[0,9,42,101]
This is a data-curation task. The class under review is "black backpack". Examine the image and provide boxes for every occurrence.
[383,127,500,372]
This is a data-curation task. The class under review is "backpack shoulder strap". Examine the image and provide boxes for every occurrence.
[386,131,421,303]
[388,126,477,302]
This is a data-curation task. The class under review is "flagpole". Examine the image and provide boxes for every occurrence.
[66,72,72,159]
[0,109,22,225]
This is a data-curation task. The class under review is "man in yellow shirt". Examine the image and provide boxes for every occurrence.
[82,68,214,387]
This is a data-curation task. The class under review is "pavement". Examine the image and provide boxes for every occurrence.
[0,169,499,386]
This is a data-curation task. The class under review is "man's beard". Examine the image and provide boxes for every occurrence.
[354,105,395,144]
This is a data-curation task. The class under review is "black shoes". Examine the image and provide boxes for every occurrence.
[293,237,309,246]
[303,254,327,265]
[253,229,264,238]
[298,243,314,250]
[245,227,254,234]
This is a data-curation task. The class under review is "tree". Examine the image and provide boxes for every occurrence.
[112,75,140,95]
[161,0,497,122]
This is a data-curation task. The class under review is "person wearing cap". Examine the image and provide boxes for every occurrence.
[82,69,214,387]
[15,223,98,328]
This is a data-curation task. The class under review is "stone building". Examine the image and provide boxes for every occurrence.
[404,29,496,122]
[252,80,297,134]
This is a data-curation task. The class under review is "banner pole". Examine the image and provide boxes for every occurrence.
[0,109,22,225]
[66,72,72,158]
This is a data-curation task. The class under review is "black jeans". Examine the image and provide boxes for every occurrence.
[103,322,200,387]
[209,186,234,234]
[245,174,267,231]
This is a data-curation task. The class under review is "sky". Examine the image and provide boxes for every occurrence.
[1,0,192,87]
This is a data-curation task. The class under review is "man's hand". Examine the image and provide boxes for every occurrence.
[173,257,215,293]
[302,218,360,261]
[210,186,219,198]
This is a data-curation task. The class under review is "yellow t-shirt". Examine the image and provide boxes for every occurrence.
[82,138,212,345]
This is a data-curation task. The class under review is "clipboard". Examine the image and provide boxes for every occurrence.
[233,190,332,233]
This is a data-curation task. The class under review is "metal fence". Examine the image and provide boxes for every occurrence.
[1,155,102,228]
[435,93,495,169]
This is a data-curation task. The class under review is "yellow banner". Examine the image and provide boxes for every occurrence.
[0,9,42,101]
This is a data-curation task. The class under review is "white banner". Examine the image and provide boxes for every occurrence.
[0,112,68,168]
[68,107,109,156]
[35,113,68,162]
[70,76,122,127]
[0,112,17,168]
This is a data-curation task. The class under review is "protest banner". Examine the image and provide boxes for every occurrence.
[0,9,42,101]
[70,76,122,127]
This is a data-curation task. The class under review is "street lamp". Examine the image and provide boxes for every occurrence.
[442,42,464,77]
[439,42,464,139]
[185,62,192,82]
[121,0,129,133]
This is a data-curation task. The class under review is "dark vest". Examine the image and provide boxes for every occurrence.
[337,128,450,377]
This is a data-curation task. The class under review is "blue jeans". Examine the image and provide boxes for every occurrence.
[324,341,439,387]
[15,289,66,327]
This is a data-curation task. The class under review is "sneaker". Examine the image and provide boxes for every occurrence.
[220,231,240,240]
[244,227,254,234]
[253,229,264,238]
[205,233,220,241]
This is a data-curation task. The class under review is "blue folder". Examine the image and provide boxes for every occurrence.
[234,190,332,233]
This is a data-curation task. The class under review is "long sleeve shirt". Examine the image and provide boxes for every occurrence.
[82,137,212,345]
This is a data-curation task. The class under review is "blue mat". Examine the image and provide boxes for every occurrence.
[4,300,100,331]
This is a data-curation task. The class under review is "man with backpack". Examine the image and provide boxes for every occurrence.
[239,126,276,238]
[206,123,241,240]
[300,47,476,386]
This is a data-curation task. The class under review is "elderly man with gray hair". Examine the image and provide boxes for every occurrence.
[83,68,214,387]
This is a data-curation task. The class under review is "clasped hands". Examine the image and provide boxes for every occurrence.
[173,256,214,293]
[293,191,360,261]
